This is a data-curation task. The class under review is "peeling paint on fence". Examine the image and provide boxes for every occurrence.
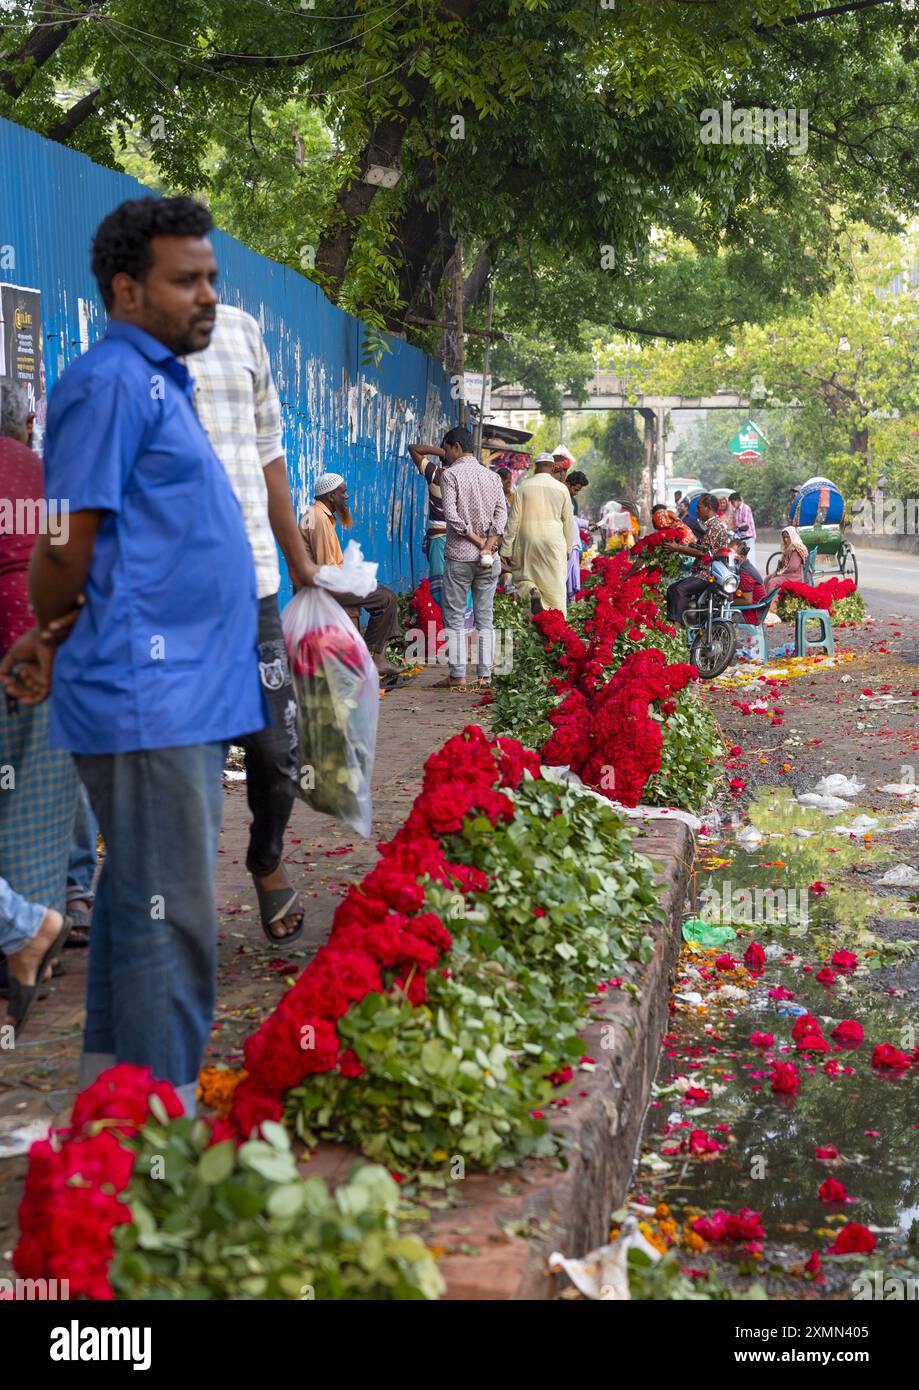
[0,115,453,597]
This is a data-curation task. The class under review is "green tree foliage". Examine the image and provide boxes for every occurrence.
[568,411,645,515]
[672,408,817,527]
[3,0,919,378]
[613,227,919,505]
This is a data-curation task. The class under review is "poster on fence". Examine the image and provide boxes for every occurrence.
[0,283,46,452]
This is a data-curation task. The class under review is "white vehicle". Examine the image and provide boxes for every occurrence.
[666,476,703,508]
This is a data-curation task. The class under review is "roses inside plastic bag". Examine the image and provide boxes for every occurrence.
[281,567,379,838]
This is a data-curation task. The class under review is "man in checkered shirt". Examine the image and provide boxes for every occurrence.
[185,304,316,944]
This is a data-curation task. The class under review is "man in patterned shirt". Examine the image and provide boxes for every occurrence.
[185,303,316,944]
[438,427,507,690]
[662,492,733,627]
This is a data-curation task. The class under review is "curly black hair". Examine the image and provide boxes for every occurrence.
[91,196,215,310]
[441,425,473,453]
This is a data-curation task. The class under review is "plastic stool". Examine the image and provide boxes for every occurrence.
[732,605,769,663]
[795,608,834,657]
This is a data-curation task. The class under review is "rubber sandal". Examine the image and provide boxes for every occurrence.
[64,905,91,947]
[5,917,73,1036]
[255,883,305,946]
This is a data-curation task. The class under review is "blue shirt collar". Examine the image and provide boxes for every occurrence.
[106,319,178,363]
[106,320,192,392]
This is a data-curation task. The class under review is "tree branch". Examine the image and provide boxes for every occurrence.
[607,318,739,342]
[46,87,101,144]
[0,3,106,100]
[756,0,897,34]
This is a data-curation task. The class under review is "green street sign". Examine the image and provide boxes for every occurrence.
[729,419,767,461]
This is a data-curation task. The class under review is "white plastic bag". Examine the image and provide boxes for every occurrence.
[282,580,379,838]
[797,792,852,813]
[549,1218,661,1301]
[879,865,919,888]
[315,539,378,599]
[813,773,864,798]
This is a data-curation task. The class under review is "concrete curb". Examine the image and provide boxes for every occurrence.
[299,818,694,1300]
[433,819,694,1299]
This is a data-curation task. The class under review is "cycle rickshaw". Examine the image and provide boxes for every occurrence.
[765,476,857,586]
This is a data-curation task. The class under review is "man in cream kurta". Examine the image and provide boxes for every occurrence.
[501,453,576,612]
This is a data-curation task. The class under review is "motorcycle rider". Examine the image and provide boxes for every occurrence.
[662,493,733,627]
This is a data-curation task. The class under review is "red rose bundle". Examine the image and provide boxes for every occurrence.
[780,576,856,612]
[14,1065,183,1300]
[408,578,446,658]
[229,727,535,1138]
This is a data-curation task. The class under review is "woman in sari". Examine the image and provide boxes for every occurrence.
[764,526,808,600]
[763,526,809,623]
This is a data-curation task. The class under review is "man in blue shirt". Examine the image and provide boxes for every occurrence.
[6,197,265,1111]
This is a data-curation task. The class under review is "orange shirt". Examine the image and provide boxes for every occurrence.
[300,500,344,567]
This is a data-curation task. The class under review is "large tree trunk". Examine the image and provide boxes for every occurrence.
[313,0,478,299]
[380,196,456,334]
[850,423,873,494]
[377,153,455,332]
[462,244,492,314]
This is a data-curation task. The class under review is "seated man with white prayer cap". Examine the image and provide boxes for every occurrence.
[299,472,401,676]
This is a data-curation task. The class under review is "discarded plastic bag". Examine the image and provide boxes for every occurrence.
[797,792,851,813]
[879,865,919,888]
[538,765,702,831]
[775,1001,809,1018]
[682,917,736,947]
[813,773,864,798]
[675,990,704,1006]
[832,814,878,836]
[282,581,379,838]
[880,782,919,798]
[550,1218,661,1301]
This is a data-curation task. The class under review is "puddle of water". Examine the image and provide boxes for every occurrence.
[699,787,918,944]
[629,790,919,1286]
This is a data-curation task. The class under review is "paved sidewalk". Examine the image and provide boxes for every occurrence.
[0,664,489,1268]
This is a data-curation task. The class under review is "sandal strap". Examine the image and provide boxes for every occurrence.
[256,885,300,927]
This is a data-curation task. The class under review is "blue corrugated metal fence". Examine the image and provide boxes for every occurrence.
[0,115,453,597]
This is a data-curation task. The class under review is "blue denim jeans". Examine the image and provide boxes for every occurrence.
[66,782,98,906]
[0,874,45,957]
[74,743,226,1088]
[441,556,500,678]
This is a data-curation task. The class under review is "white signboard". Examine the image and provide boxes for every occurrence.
[464,371,492,414]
